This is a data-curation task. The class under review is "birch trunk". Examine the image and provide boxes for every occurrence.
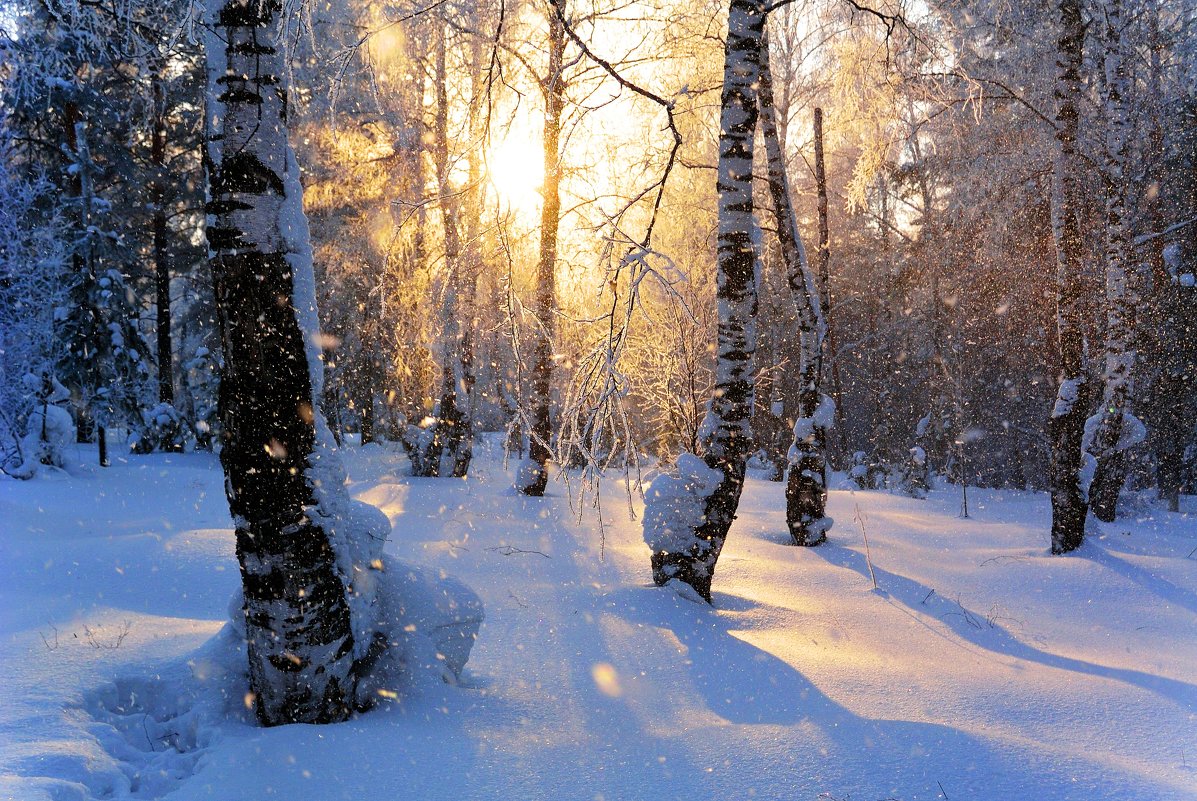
[1049,0,1093,554]
[813,107,846,460]
[646,0,764,601]
[758,25,831,547]
[204,0,384,725]
[517,5,564,496]
[1086,0,1141,522]
[419,22,475,478]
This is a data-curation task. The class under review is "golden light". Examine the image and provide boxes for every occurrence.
[486,135,544,219]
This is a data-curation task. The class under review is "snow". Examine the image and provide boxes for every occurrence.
[1083,408,1148,458]
[1051,377,1084,418]
[2,436,1196,801]
[642,452,723,558]
[790,393,837,448]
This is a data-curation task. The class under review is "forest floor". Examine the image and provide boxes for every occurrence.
[1,435,1195,801]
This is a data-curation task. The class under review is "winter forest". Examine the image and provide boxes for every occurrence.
[1,0,1195,797]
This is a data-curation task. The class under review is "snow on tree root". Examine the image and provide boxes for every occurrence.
[642,453,723,581]
[225,557,485,704]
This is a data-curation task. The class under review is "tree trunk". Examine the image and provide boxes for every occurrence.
[517,6,564,496]
[1142,7,1185,514]
[419,22,475,478]
[152,77,175,412]
[204,0,382,725]
[1049,0,1092,554]
[812,107,846,461]
[81,130,106,470]
[759,25,830,547]
[74,121,109,468]
[646,0,764,601]
[1086,0,1140,523]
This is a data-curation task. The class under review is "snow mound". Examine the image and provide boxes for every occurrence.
[513,458,545,493]
[790,393,837,448]
[225,554,483,703]
[355,559,484,704]
[642,453,723,557]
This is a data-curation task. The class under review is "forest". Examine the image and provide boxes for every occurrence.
[0,0,1195,799]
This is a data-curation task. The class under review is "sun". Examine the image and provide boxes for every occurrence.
[485,135,545,219]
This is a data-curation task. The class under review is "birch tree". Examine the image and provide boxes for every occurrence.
[414,20,476,478]
[204,0,389,724]
[516,1,566,496]
[1048,0,1093,554]
[1085,0,1143,522]
[643,0,764,602]
[758,22,832,547]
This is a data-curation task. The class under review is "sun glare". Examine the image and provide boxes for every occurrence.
[486,135,544,219]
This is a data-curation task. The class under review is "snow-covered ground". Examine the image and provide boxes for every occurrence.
[2,437,1195,801]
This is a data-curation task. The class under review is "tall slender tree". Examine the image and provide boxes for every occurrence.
[517,2,566,496]
[643,0,765,601]
[1048,0,1093,554]
[758,23,832,547]
[1086,0,1142,522]
[417,20,476,478]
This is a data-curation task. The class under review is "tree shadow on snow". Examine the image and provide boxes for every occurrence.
[603,585,835,726]
[596,584,1110,800]
[1082,544,1197,616]
[809,544,1197,713]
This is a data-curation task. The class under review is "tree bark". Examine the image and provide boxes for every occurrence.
[1086,0,1140,523]
[204,0,380,725]
[517,4,564,496]
[1049,0,1092,554]
[1141,5,1185,514]
[151,77,175,412]
[812,107,846,461]
[648,0,764,601]
[759,25,830,547]
[419,22,475,478]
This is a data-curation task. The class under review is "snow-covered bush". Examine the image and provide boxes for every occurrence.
[181,347,220,451]
[895,446,929,499]
[848,451,887,490]
[130,402,187,454]
[5,373,75,479]
[402,414,437,475]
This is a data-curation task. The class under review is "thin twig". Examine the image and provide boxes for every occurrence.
[854,503,878,590]
[486,545,551,558]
